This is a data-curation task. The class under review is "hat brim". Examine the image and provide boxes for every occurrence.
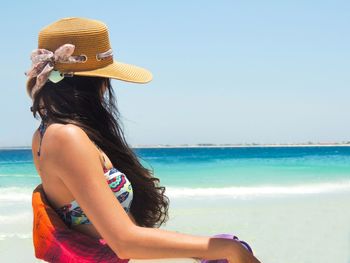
[73,61,153,83]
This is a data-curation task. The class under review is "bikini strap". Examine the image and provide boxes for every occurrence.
[92,141,108,172]
[37,120,48,157]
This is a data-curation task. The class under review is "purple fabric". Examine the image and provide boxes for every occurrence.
[200,234,253,263]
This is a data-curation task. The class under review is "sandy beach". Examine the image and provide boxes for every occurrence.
[1,191,349,262]
[162,192,350,263]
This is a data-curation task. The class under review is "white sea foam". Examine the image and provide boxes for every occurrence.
[0,187,33,202]
[0,173,38,178]
[1,181,350,203]
[165,181,350,198]
[0,232,32,240]
[0,212,32,224]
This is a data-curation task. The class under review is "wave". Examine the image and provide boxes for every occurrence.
[0,187,33,202]
[164,181,350,198]
[0,173,38,178]
[0,160,33,165]
[0,232,32,240]
[0,212,32,224]
[1,181,350,203]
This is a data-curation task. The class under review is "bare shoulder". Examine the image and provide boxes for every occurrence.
[44,123,95,155]
[45,123,89,148]
[40,123,98,173]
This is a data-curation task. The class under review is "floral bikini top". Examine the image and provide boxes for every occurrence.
[37,120,134,227]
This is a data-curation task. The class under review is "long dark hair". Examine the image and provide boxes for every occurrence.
[29,76,170,228]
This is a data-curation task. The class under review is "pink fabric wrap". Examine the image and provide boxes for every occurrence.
[25,44,84,98]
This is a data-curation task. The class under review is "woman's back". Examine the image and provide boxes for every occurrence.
[31,122,138,239]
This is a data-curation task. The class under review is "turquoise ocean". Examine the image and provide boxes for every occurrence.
[1,146,350,262]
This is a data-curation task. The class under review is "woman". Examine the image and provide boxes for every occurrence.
[27,17,260,263]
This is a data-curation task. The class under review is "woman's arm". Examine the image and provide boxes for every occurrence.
[118,226,257,262]
[42,124,258,263]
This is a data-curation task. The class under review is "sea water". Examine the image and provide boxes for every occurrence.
[0,147,350,263]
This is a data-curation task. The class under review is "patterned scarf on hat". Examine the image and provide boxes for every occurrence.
[25,44,85,99]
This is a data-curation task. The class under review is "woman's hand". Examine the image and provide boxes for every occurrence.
[225,241,261,263]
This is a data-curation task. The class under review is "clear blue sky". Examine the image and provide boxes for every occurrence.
[1,1,349,147]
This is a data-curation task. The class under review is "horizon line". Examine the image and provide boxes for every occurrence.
[1,141,350,150]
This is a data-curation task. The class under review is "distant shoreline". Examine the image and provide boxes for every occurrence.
[1,143,350,150]
[131,143,350,148]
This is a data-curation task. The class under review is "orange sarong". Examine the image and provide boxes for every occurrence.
[32,184,129,263]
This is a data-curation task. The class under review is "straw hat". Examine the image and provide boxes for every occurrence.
[26,17,152,98]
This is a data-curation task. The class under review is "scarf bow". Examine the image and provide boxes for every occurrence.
[25,44,84,98]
